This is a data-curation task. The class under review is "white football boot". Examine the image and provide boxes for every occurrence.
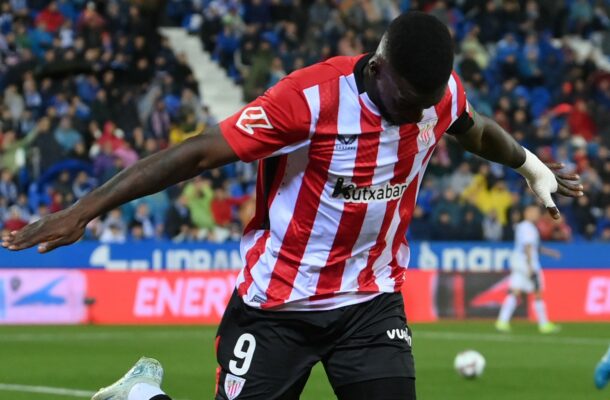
[92,357,164,400]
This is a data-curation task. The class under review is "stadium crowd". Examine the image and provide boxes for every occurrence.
[1,0,610,243]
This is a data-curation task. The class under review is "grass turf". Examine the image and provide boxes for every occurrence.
[0,322,608,399]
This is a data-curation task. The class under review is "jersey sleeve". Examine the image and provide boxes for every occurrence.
[517,224,538,246]
[219,77,312,162]
[445,72,474,135]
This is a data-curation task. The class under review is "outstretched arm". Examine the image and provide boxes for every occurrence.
[2,126,239,252]
[449,109,583,218]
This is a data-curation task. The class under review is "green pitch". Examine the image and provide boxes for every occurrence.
[0,322,608,400]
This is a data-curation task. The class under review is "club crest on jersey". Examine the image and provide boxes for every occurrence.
[417,118,438,146]
[224,373,246,400]
[236,106,273,135]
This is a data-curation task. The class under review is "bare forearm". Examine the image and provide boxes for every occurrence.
[73,128,236,223]
[457,113,526,169]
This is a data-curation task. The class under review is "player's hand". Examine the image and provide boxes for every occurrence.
[1,208,87,253]
[544,162,583,219]
[524,162,583,220]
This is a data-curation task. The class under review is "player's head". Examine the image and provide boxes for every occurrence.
[368,12,454,125]
[523,204,541,222]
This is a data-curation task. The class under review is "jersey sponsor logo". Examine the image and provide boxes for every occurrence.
[386,328,412,345]
[335,134,357,151]
[332,177,408,203]
[417,118,437,147]
[251,294,266,303]
[224,373,246,399]
[236,106,273,135]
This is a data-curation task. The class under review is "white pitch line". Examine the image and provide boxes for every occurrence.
[416,330,610,346]
[0,383,191,400]
[0,383,94,398]
[0,330,212,342]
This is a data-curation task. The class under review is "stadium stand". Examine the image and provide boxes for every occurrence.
[0,0,609,243]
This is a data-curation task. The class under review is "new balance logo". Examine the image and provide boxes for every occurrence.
[332,177,408,203]
[335,135,357,150]
[387,328,412,345]
[236,106,273,135]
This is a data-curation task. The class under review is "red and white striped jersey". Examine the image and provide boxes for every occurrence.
[220,54,468,311]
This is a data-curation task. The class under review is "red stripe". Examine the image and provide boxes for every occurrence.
[451,71,467,115]
[389,101,456,290]
[357,124,419,291]
[237,230,270,297]
[263,81,339,308]
[314,105,381,295]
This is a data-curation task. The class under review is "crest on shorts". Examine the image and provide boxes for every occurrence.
[224,373,246,399]
[417,118,438,147]
[236,106,273,135]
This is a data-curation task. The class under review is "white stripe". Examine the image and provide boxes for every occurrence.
[0,383,94,398]
[448,75,458,122]
[268,85,318,157]
[303,85,321,137]
[289,76,361,301]
[360,92,380,116]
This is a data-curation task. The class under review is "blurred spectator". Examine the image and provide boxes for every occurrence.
[164,195,193,241]
[183,175,215,236]
[36,1,64,33]
[537,213,572,242]
[431,211,459,241]
[461,208,484,241]
[3,205,27,231]
[409,205,432,240]
[0,169,18,204]
[131,203,156,239]
[54,117,83,153]
[72,171,97,200]
[99,208,127,244]
[482,210,503,241]
[573,195,598,239]
[30,117,64,173]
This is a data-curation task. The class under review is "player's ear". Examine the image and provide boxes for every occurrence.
[368,58,381,78]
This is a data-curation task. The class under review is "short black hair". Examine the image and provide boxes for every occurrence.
[386,11,454,92]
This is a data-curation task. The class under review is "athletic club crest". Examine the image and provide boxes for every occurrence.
[224,373,246,399]
[417,118,438,146]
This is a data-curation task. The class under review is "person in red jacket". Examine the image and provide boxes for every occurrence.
[35,1,65,33]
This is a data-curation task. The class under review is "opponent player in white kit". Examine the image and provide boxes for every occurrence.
[496,204,561,334]
[3,12,582,400]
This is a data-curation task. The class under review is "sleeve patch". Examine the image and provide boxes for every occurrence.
[236,106,274,135]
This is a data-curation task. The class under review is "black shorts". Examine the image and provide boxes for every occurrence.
[215,291,415,399]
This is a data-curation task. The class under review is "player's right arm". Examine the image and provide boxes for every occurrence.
[2,76,311,253]
[1,127,238,252]
[524,244,535,276]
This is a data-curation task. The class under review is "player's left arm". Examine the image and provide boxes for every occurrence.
[448,108,583,219]
[540,245,561,259]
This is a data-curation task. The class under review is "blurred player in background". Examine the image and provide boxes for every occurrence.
[496,204,561,334]
[3,11,582,400]
[595,346,610,389]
